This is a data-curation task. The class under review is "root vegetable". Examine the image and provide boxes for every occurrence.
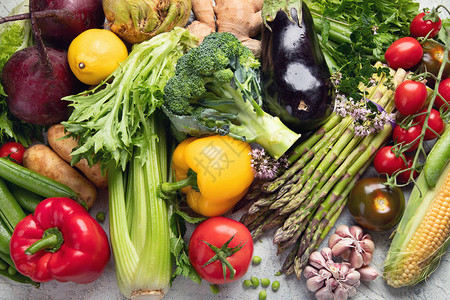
[47,124,107,189]
[0,0,79,126]
[186,0,215,42]
[187,0,263,56]
[103,0,191,44]
[22,145,97,208]
[214,0,263,57]
[1,46,77,126]
[0,0,105,48]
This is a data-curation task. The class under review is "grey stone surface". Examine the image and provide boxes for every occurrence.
[1,0,450,299]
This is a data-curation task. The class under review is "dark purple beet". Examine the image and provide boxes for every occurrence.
[32,0,105,48]
[1,46,78,126]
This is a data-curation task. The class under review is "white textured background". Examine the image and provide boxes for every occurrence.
[1,0,450,299]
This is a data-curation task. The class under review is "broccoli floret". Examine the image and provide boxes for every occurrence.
[163,32,299,159]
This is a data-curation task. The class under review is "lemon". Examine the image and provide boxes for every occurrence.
[68,29,128,85]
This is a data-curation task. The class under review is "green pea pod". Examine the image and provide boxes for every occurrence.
[424,126,450,187]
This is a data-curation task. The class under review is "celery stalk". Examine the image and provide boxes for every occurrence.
[109,115,171,298]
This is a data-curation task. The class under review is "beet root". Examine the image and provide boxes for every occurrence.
[1,45,78,126]
[32,0,105,48]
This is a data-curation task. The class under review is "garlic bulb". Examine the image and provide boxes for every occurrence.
[328,225,375,269]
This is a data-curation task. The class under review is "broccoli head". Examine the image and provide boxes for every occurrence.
[163,32,299,159]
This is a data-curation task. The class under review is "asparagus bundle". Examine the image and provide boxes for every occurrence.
[241,63,408,278]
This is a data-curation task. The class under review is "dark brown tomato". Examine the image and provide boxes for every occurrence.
[414,40,450,88]
[348,178,405,231]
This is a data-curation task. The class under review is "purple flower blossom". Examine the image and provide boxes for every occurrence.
[333,95,395,136]
[250,148,289,180]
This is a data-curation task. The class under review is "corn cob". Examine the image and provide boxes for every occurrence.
[384,162,450,287]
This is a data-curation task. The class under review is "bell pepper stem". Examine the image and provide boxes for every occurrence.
[25,227,64,255]
[160,169,199,194]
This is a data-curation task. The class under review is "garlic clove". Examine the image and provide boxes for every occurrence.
[335,224,351,237]
[327,277,338,290]
[357,265,379,281]
[304,265,319,279]
[361,238,375,253]
[333,285,349,300]
[341,249,350,261]
[345,284,358,297]
[315,286,335,300]
[319,268,332,279]
[349,250,364,269]
[340,263,350,279]
[349,225,364,240]
[362,251,373,266]
[362,233,372,241]
[328,233,341,248]
[309,251,327,269]
[331,239,353,257]
[306,276,326,292]
[321,247,333,261]
[343,270,361,285]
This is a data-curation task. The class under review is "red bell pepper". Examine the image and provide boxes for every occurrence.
[10,197,110,284]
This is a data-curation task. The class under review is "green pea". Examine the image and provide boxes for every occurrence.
[210,284,219,294]
[261,278,270,287]
[243,279,253,287]
[251,276,260,288]
[259,290,267,300]
[252,256,262,265]
[7,266,16,276]
[272,280,280,291]
[96,211,106,223]
[274,271,282,276]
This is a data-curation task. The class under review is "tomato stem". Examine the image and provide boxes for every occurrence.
[202,234,246,282]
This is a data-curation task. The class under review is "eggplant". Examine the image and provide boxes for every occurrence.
[261,1,333,132]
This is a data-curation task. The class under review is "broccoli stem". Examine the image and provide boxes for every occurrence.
[221,84,300,160]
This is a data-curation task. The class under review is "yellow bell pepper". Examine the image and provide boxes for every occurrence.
[168,135,254,217]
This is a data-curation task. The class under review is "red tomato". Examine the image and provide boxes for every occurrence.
[0,142,25,164]
[410,12,442,38]
[397,155,419,184]
[385,37,423,70]
[373,146,406,176]
[394,80,428,116]
[436,78,450,109]
[189,217,253,284]
[392,124,422,151]
[414,108,445,140]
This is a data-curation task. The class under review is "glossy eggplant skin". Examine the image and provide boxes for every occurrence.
[261,2,333,132]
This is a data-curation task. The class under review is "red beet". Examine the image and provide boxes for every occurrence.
[1,46,78,126]
[32,0,105,48]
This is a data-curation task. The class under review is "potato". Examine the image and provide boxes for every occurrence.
[23,145,97,208]
[47,124,108,189]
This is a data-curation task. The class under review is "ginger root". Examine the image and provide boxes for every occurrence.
[186,0,215,43]
[187,0,263,57]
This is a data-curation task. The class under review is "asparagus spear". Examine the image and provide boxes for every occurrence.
[278,126,359,215]
[262,116,343,193]
[276,122,392,244]
[293,158,373,278]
